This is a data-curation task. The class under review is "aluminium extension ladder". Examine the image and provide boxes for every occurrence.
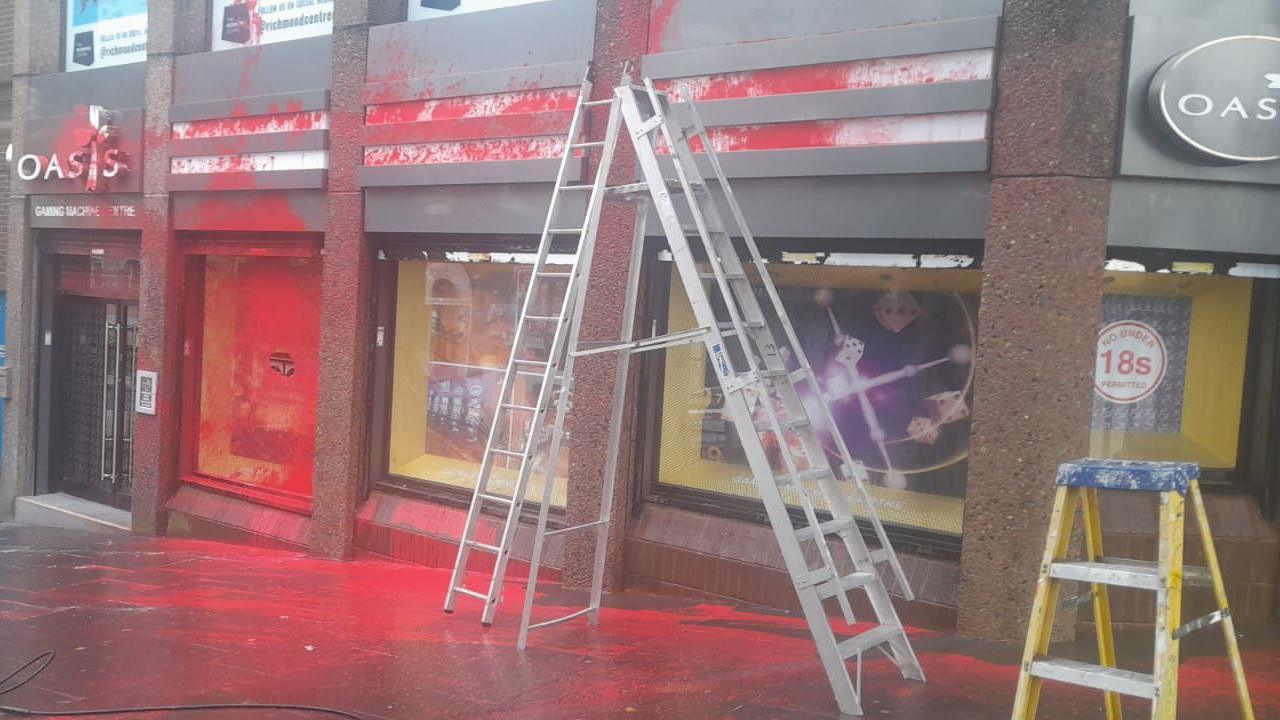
[1012,459,1254,720]
[444,77,925,715]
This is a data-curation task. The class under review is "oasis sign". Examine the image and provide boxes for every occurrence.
[12,106,133,192]
[1148,35,1280,164]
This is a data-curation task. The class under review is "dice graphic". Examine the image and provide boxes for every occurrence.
[834,335,865,370]
[873,291,923,333]
[926,391,969,425]
[907,416,939,445]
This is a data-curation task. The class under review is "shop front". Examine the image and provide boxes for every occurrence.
[19,64,146,513]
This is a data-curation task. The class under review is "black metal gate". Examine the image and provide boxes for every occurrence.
[53,297,137,510]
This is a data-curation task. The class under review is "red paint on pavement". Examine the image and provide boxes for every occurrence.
[0,526,1274,720]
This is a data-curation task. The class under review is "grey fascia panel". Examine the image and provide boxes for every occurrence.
[642,16,998,80]
[363,61,587,105]
[166,169,327,192]
[170,90,330,123]
[669,142,990,180]
[358,158,580,187]
[642,174,990,240]
[365,184,583,234]
[1108,178,1280,256]
[692,81,994,127]
[171,129,329,157]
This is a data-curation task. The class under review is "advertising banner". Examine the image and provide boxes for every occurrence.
[65,0,148,71]
[211,0,334,52]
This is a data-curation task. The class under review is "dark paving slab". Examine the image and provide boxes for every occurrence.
[0,524,1274,719]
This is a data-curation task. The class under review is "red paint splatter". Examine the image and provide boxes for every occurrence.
[648,0,681,53]
[366,87,578,126]
[173,110,328,139]
[364,135,566,166]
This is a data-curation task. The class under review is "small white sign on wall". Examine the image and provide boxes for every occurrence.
[211,0,334,52]
[135,370,158,415]
[407,0,553,21]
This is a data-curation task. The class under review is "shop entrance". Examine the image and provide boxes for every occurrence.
[51,298,138,511]
[37,238,142,512]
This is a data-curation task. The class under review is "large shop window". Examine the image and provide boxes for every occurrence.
[1090,270,1257,478]
[648,260,980,544]
[185,255,321,508]
[383,254,568,508]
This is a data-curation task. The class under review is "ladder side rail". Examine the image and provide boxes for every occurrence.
[684,93,916,600]
[448,80,592,612]
[514,96,625,640]
[651,87,861,623]
[632,85,761,384]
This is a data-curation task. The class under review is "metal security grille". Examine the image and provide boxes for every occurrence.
[54,298,136,510]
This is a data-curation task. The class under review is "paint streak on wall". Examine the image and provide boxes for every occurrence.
[171,150,328,175]
[173,110,329,140]
[366,88,577,126]
[659,50,994,103]
[666,111,989,154]
[364,136,568,166]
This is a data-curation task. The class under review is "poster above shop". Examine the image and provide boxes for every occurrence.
[65,0,148,72]
[210,0,334,52]
[407,0,552,21]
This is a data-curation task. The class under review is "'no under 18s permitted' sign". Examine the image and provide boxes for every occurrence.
[1095,320,1168,404]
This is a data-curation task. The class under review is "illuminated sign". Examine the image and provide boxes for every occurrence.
[12,106,132,192]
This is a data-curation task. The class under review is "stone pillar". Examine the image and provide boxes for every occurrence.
[1,0,61,520]
[310,0,398,559]
[130,1,207,536]
[559,0,652,589]
[956,0,1128,641]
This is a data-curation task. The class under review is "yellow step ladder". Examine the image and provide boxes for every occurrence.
[1011,459,1254,720]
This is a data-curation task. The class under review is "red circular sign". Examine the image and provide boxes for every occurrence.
[1095,320,1168,404]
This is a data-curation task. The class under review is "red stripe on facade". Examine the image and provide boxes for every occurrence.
[363,136,567,166]
[365,87,579,126]
[361,110,577,146]
[657,51,992,103]
[668,113,989,153]
[173,111,329,140]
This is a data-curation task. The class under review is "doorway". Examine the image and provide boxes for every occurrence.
[50,297,138,510]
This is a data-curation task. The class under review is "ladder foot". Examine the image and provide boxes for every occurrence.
[442,609,454,614]
[481,621,492,628]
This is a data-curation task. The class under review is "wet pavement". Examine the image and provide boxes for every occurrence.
[0,524,1274,719]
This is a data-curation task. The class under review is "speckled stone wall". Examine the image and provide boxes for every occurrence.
[956,0,1128,642]
[559,0,653,590]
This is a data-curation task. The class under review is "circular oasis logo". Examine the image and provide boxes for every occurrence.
[1147,35,1280,164]
[1095,320,1168,405]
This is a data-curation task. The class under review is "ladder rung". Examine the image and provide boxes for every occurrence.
[582,98,615,107]
[776,468,833,486]
[560,184,593,191]
[699,271,746,280]
[755,416,812,434]
[795,517,858,543]
[454,587,490,602]
[536,271,574,278]
[466,540,503,554]
[1048,559,1212,591]
[1173,608,1229,639]
[684,225,727,236]
[525,315,562,322]
[544,519,609,537]
[549,228,585,234]
[1028,658,1154,699]
[479,493,515,505]
[868,548,892,565]
[528,606,594,631]
[836,625,902,660]
[489,448,526,459]
[571,141,606,149]
[502,403,539,413]
[513,358,549,366]
[815,571,876,600]
[717,320,764,331]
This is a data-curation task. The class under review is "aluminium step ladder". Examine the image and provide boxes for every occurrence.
[444,77,925,716]
[1012,459,1254,720]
